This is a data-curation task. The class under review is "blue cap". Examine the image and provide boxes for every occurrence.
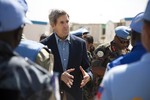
[115,26,131,39]
[0,0,28,32]
[17,0,32,24]
[70,28,89,37]
[130,12,144,34]
[18,0,28,13]
[144,0,150,21]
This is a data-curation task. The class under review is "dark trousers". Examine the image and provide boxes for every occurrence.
[60,90,75,100]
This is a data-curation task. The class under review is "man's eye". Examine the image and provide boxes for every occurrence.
[60,20,69,24]
[60,21,64,24]
[66,20,69,23]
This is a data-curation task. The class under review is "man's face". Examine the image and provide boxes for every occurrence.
[52,15,69,40]
[114,36,130,50]
[142,22,150,52]
[15,27,23,48]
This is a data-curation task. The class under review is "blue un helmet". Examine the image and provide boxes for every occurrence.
[144,0,150,21]
[0,0,28,32]
[70,27,89,37]
[130,12,144,34]
[115,26,131,40]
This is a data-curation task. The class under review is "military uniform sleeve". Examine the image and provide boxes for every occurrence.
[35,48,54,73]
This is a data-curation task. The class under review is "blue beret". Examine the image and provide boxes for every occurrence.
[18,0,32,24]
[144,0,150,21]
[115,26,131,39]
[0,0,28,32]
[70,28,89,37]
[18,0,28,13]
[130,12,144,34]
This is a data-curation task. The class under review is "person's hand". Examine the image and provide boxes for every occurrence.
[80,66,90,88]
[61,68,75,88]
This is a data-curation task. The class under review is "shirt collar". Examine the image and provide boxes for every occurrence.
[54,33,71,44]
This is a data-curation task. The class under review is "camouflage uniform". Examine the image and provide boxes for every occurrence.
[16,38,54,72]
[93,42,124,67]
[84,25,131,99]
[83,42,126,100]
[87,51,93,65]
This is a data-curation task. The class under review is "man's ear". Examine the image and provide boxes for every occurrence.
[147,26,150,38]
[143,22,150,38]
[51,23,55,28]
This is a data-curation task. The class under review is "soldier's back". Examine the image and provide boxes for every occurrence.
[0,43,60,100]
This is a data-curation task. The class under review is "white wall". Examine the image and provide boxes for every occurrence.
[105,21,115,43]
[23,24,49,42]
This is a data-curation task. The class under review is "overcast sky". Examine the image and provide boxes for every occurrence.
[26,0,148,23]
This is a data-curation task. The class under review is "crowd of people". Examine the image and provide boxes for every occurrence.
[0,0,150,100]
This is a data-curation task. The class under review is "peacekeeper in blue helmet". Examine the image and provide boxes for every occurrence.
[95,2,150,99]
[70,27,89,38]
[0,0,60,100]
[15,0,54,73]
[83,26,131,100]
[106,12,147,72]
[92,26,131,70]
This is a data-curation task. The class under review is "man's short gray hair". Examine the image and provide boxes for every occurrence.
[48,9,69,25]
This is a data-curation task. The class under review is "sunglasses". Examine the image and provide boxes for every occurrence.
[117,36,129,44]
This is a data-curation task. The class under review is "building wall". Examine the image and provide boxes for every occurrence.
[105,21,115,43]
[23,18,132,43]
[120,17,132,26]
[71,23,103,45]
[23,21,49,42]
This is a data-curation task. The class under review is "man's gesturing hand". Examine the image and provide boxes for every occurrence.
[61,68,75,88]
[80,66,90,88]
